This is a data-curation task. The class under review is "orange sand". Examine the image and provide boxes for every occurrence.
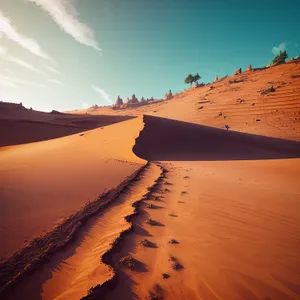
[0,101,134,146]
[0,117,145,259]
[71,61,300,141]
[1,62,300,299]
[107,159,300,299]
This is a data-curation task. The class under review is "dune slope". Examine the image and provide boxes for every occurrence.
[73,61,300,141]
[0,101,134,146]
[0,117,145,260]
[104,159,300,300]
[100,115,300,300]
[133,115,300,161]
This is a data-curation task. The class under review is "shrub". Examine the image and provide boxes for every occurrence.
[272,50,288,66]
[184,73,201,86]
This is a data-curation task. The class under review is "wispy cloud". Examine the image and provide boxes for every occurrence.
[272,42,287,55]
[92,85,112,105]
[45,65,60,74]
[0,10,50,59]
[28,0,100,50]
[7,56,45,74]
[1,75,48,88]
[0,78,18,88]
[0,46,45,74]
[48,78,63,85]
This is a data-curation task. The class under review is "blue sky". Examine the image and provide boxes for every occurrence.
[0,0,299,112]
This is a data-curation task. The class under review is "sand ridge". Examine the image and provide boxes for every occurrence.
[101,159,300,300]
[71,61,300,141]
[0,116,146,259]
[0,101,135,147]
[2,163,162,300]
[1,62,300,299]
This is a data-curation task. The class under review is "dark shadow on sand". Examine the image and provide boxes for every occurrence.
[133,115,300,161]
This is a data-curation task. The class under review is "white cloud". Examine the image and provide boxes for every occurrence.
[272,42,287,55]
[27,0,100,51]
[1,75,48,88]
[0,46,45,74]
[0,10,50,59]
[0,78,18,88]
[7,56,45,74]
[92,85,112,105]
[45,65,60,74]
[48,78,63,85]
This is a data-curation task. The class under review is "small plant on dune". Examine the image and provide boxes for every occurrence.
[169,213,178,217]
[271,50,288,66]
[184,74,194,86]
[184,73,201,86]
[140,239,150,247]
[146,218,160,226]
[169,239,179,244]
[172,262,184,270]
[120,254,135,269]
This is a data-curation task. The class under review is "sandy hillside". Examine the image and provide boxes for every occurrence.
[105,159,300,300]
[71,61,300,141]
[0,101,134,146]
[100,115,300,300]
[1,114,299,300]
[1,61,300,300]
[0,117,145,260]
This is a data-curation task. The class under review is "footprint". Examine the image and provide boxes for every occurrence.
[164,182,173,185]
[168,213,178,217]
[169,256,184,270]
[162,273,171,279]
[139,239,158,248]
[169,239,179,244]
[146,219,164,226]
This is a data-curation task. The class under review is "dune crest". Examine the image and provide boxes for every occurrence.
[0,116,145,259]
[133,115,300,161]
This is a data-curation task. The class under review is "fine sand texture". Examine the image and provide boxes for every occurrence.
[0,117,145,259]
[104,159,300,300]
[72,60,300,141]
[1,62,300,300]
[4,163,162,300]
[0,101,134,146]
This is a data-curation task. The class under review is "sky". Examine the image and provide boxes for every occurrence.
[0,0,299,112]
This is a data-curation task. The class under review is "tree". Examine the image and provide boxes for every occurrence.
[184,73,201,86]
[272,50,288,66]
[193,73,201,84]
[184,74,194,86]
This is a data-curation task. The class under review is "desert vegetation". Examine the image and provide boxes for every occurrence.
[271,50,288,66]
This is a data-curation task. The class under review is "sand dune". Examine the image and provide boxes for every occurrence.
[4,164,161,300]
[1,62,300,300]
[104,159,300,300]
[72,61,300,141]
[0,101,134,146]
[0,117,145,260]
[133,115,300,161]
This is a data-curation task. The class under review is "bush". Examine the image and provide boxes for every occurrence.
[184,73,201,86]
[272,50,288,66]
